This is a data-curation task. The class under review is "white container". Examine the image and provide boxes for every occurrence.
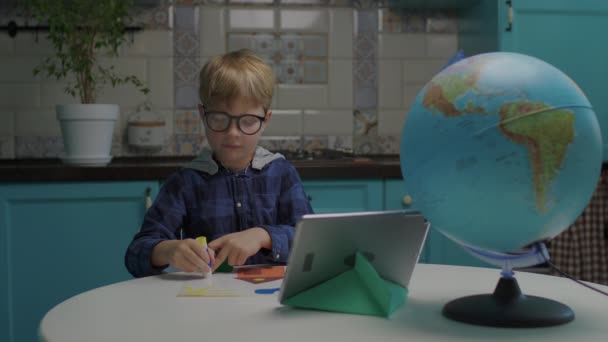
[56,104,119,167]
[127,110,165,149]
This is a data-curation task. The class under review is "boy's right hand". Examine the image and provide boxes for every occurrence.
[152,239,215,273]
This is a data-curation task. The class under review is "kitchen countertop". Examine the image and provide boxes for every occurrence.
[0,156,402,182]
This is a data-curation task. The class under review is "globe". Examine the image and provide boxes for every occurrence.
[400,52,603,255]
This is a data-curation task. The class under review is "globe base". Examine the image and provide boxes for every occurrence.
[442,276,574,328]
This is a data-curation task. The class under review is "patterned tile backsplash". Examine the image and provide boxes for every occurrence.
[0,1,458,159]
[228,32,329,84]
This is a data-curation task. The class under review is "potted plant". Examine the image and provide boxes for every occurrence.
[25,0,149,166]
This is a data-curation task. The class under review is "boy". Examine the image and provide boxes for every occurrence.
[125,49,313,278]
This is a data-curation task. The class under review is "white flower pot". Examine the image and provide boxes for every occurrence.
[56,104,119,167]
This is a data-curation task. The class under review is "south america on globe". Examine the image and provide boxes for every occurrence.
[400,52,603,253]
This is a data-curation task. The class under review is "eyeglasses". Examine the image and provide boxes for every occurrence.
[203,110,267,135]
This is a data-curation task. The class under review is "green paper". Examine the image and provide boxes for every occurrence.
[283,252,408,318]
[215,260,233,273]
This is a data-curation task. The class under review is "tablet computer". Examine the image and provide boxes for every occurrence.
[278,210,430,303]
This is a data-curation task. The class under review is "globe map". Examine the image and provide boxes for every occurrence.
[400,52,603,253]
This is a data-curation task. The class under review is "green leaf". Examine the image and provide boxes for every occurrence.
[22,0,145,103]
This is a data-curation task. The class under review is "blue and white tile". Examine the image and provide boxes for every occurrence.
[277,60,304,84]
[379,33,426,58]
[354,32,377,61]
[303,61,327,83]
[378,59,402,108]
[353,135,376,154]
[278,34,303,59]
[355,86,376,109]
[329,8,353,58]
[328,59,351,107]
[0,111,14,136]
[148,58,174,109]
[134,2,173,30]
[302,135,329,151]
[0,57,41,82]
[14,109,61,137]
[175,134,204,155]
[0,136,14,159]
[227,0,274,4]
[328,135,353,151]
[353,108,377,136]
[280,0,328,5]
[276,84,328,108]
[229,8,275,30]
[175,5,199,31]
[426,10,458,33]
[175,85,200,109]
[303,109,352,135]
[426,34,458,58]
[259,136,302,152]
[375,134,400,154]
[174,110,202,134]
[123,30,174,57]
[354,60,377,88]
[0,84,40,108]
[302,34,328,58]
[175,31,200,57]
[200,6,226,57]
[378,109,407,136]
[264,110,302,136]
[280,9,329,32]
[402,58,446,84]
[15,136,64,158]
[228,34,253,51]
[356,9,378,33]
[175,57,200,84]
[253,33,279,57]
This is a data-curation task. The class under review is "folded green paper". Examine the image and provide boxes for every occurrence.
[283,252,408,318]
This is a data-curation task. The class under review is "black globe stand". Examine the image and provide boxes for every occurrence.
[442,242,575,327]
[442,274,574,327]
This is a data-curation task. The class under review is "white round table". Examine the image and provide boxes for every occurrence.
[39,264,608,342]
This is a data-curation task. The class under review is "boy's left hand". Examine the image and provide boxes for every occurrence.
[208,227,271,271]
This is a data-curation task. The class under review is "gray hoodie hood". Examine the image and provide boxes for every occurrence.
[185,146,284,175]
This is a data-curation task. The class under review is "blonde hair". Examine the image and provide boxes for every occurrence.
[199,49,275,111]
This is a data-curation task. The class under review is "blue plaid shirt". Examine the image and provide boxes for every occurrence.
[125,148,313,278]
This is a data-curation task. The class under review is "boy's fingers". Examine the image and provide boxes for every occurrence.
[228,252,237,267]
[235,251,248,266]
[208,235,226,250]
[207,248,216,266]
[182,245,206,271]
[213,246,230,271]
[187,239,207,259]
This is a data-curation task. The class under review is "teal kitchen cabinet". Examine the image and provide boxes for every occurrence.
[459,0,608,160]
[302,179,383,213]
[0,181,158,342]
[384,178,490,267]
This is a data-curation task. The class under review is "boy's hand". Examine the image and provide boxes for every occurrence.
[208,228,271,270]
[152,239,215,273]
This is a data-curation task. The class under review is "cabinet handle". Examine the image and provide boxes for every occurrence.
[505,0,513,32]
[145,187,152,210]
[402,195,413,206]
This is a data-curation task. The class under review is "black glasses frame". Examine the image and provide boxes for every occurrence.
[203,110,267,135]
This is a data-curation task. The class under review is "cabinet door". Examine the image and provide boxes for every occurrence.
[462,0,608,160]
[303,179,383,213]
[384,179,491,267]
[0,181,158,342]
